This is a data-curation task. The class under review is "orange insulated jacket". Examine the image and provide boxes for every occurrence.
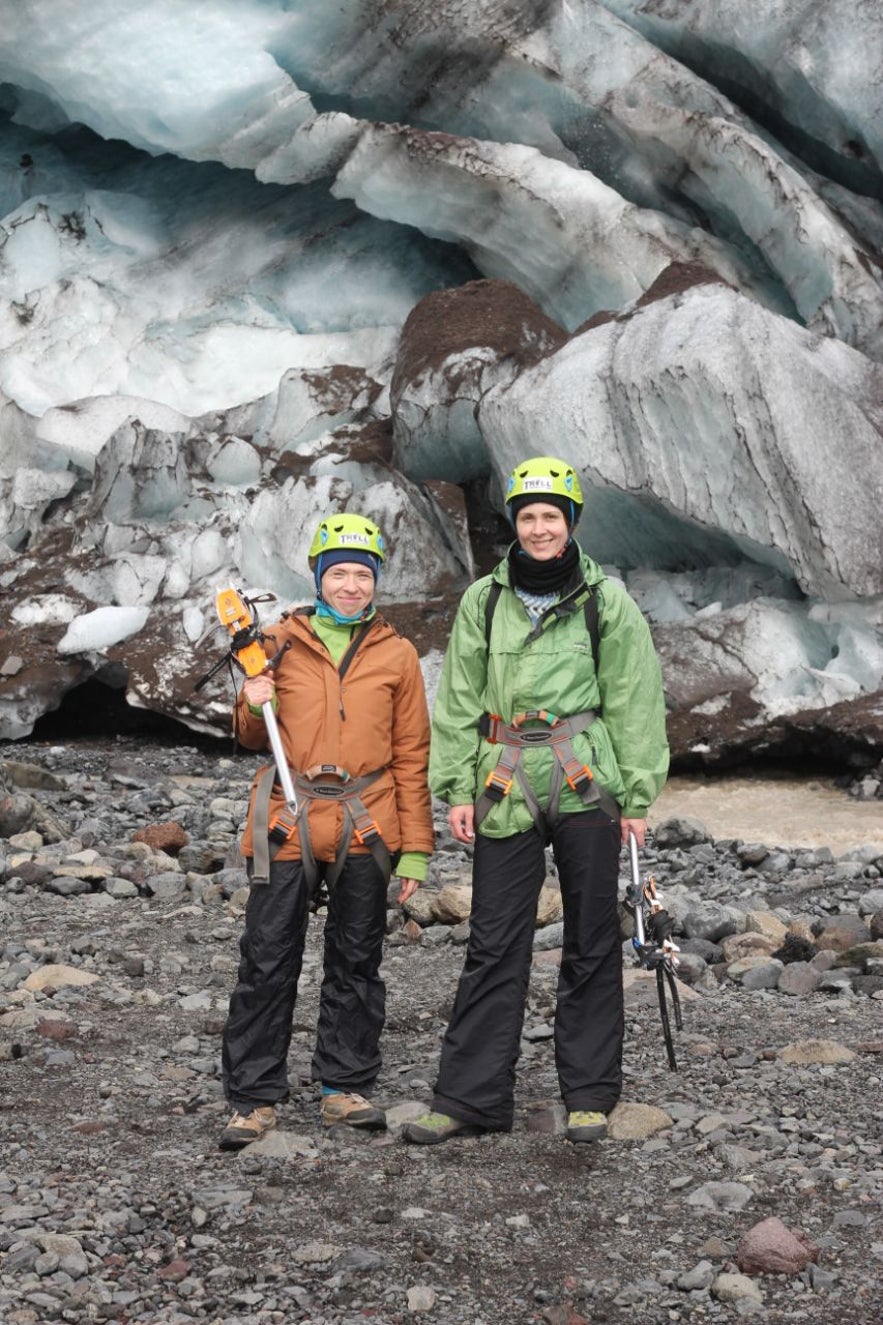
[235,611,434,864]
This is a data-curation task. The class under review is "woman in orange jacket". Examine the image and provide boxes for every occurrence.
[219,513,434,1150]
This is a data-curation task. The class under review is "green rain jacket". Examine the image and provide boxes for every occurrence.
[430,547,669,837]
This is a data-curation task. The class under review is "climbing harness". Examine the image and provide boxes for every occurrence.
[251,761,390,889]
[624,831,683,1070]
[193,585,298,821]
[196,592,391,891]
[478,577,615,832]
[474,708,620,832]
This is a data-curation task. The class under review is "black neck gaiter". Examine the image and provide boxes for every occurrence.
[508,537,582,593]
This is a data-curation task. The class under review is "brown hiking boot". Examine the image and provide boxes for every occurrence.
[218,1105,277,1151]
[320,1091,386,1130]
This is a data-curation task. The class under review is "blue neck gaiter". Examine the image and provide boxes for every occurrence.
[314,599,377,626]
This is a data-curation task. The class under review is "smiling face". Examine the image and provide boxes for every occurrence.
[320,562,376,616]
[514,502,571,561]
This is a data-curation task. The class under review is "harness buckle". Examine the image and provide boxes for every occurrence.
[479,713,505,743]
[483,767,513,802]
[352,812,382,847]
[563,759,594,796]
[268,811,298,844]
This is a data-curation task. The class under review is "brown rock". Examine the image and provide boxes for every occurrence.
[392,278,566,401]
[432,883,473,924]
[608,1102,673,1140]
[813,914,871,952]
[778,1038,855,1065]
[35,1018,77,1041]
[535,886,563,926]
[720,932,778,961]
[158,1259,192,1282]
[132,821,189,855]
[23,964,100,992]
[736,1217,819,1275]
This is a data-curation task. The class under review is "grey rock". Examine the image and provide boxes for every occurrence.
[677,1259,715,1291]
[740,959,784,990]
[687,1182,754,1212]
[778,962,822,995]
[144,871,188,900]
[683,900,742,942]
[331,1246,386,1272]
[38,872,85,897]
[533,921,564,951]
[652,817,712,848]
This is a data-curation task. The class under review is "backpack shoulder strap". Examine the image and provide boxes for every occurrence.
[483,580,504,647]
[485,576,602,673]
[583,585,600,673]
[337,616,378,681]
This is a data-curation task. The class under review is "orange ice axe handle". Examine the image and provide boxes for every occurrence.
[216,587,298,814]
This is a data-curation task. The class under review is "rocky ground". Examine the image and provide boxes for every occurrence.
[1,733,882,1325]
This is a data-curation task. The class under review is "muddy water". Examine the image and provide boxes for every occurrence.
[648,774,883,853]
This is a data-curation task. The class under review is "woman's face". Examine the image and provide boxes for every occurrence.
[514,503,570,560]
[320,562,376,616]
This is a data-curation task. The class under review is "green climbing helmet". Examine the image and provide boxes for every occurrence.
[504,456,584,519]
[308,513,386,565]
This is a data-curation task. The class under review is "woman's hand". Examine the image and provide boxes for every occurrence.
[397,878,419,904]
[242,674,276,709]
[448,804,475,843]
[621,816,646,847]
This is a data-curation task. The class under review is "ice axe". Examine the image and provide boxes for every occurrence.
[624,830,683,1070]
[195,587,298,816]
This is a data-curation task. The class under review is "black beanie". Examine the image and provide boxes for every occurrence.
[508,492,579,527]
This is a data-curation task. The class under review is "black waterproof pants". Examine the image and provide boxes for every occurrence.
[432,810,623,1130]
[221,854,388,1109]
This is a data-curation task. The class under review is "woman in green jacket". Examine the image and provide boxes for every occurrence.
[403,456,669,1145]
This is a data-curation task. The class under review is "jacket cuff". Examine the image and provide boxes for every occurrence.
[395,851,429,882]
[245,695,278,718]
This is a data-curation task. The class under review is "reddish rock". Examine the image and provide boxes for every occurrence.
[813,914,871,952]
[736,1217,819,1275]
[36,1018,77,1041]
[158,1259,191,1281]
[132,821,189,855]
[540,1306,591,1325]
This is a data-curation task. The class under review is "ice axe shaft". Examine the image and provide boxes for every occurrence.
[625,827,682,1071]
[261,700,298,811]
[214,586,297,814]
[628,830,646,948]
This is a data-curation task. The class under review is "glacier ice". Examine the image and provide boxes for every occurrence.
[57,605,151,655]
[477,282,883,598]
[0,0,881,761]
[0,130,475,415]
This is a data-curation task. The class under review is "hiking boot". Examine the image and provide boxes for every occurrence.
[401,1111,484,1145]
[320,1092,386,1130]
[218,1105,277,1151]
[566,1109,608,1143]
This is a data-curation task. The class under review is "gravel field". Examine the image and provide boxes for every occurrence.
[1,735,882,1325]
